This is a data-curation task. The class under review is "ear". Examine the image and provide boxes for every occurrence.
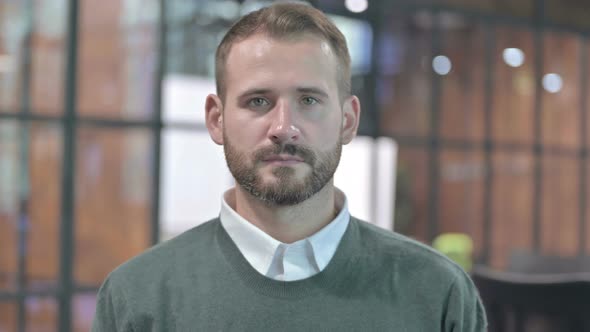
[205,94,224,145]
[341,95,361,144]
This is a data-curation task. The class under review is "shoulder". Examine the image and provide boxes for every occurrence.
[351,217,471,284]
[351,217,486,328]
[105,218,220,287]
[93,219,222,330]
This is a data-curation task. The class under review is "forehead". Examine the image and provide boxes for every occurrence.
[224,33,340,96]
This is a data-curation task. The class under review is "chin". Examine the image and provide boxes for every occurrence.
[262,176,303,188]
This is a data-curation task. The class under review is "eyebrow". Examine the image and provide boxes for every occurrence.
[236,87,330,100]
[238,89,272,99]
[296,87,330,99]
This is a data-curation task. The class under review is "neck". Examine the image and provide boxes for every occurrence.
[229,182,337,243]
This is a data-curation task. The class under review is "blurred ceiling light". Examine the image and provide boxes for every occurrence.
[542,73,563,93]
[345,0,368,13]
[503,48,525,67]
[432,55,452,75]
[0,55,15,73]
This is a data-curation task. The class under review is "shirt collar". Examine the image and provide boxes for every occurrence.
[306,190,350,271]
[219,188,350,276]
[220,191,280,275]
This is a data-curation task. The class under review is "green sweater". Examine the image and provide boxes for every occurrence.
[92,217,487,331]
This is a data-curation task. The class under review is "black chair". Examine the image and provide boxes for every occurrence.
[507,251,590,274]
[472,265,590,332]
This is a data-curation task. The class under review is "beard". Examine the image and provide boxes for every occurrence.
[224,135,342,206]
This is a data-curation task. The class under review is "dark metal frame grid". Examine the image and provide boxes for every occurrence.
[0,0,588,331]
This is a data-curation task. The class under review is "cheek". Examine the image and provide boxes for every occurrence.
[307,116,342,145]
[224,117,266,150]
[319,130,341,147]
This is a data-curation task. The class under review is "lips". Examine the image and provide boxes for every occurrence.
[253,144,315,166]
[262,154,305,162]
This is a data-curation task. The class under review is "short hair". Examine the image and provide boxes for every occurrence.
[215,2,351,101]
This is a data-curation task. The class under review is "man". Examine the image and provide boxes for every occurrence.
[93,2,487,331]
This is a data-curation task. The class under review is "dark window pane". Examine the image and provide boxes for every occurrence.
[0,2,26,113]
[0,223,16,289]
[439,19,486,141]
[0,1,67,115]
[541,155,579,256]
[541,32,581,149]
[73,293,97,332]
[30,1,67,115]
[492,27,535,144]
[0,123,18,291]
[587,161,590,255]
[491,151,534,269]
[0,122,62,291]
[546,0,590,31]
[25,297,57,332]
[77,0,159,119]
[587,42,590,147]
[379,11,432,138]
[395,146,429,243]
[438,149,485,258]
[27,124,62,290]
[0,302,17,332]
[409,0,533,18]
[165,1,227,77]
[75,127,152,286]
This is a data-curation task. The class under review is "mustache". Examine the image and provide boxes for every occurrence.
[253,144,316,164]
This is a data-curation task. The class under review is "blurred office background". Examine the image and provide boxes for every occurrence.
[1,0,590,331]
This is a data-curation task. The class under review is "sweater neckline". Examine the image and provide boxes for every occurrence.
[215,216,360,298]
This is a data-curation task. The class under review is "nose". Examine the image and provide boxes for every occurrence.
[267,101,301,144]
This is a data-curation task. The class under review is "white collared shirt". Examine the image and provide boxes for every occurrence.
[219,188,350,281]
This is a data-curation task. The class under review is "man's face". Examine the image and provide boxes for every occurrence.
[217,33,352,206]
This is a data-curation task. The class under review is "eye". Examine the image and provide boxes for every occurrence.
[247,97,270,108]
[301,96,319,105]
